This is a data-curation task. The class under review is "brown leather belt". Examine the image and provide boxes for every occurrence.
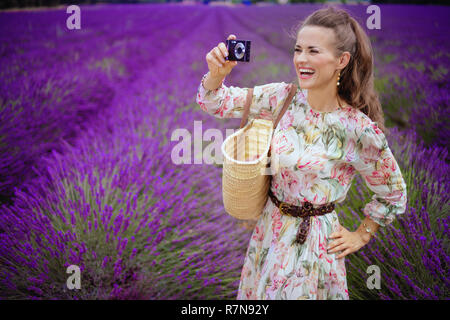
[268,188,335,245]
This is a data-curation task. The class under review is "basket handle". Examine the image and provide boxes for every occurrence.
[272,83,297,129]
[239,83,297,130]
[239,88,254,129]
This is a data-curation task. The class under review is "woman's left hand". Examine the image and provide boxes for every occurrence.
[327,224,370,259]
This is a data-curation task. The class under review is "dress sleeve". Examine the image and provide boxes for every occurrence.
[352,121,408,227]
[196,72,291,120]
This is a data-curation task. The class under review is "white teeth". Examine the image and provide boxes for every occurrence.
[299,68,315,73]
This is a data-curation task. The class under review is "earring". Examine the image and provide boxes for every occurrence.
[337,71,341,86]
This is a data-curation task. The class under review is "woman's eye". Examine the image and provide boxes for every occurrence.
[294,49,318,53]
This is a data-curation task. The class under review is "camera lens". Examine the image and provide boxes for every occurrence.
[234,42,245,60]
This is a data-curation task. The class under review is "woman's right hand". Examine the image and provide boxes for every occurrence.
[206,34,238,78]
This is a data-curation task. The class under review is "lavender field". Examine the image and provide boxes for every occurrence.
[0,3,449,299]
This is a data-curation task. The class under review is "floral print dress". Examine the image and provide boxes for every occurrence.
[196,73,408,300]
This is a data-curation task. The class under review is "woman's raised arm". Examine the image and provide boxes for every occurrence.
[196,34,292,121]
[196,72,292,121]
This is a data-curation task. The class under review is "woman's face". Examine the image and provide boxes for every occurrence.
[293,25,342,90]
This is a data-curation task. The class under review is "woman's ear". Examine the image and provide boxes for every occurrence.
[338,51,351,69]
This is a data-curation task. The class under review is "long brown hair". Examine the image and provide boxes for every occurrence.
[292,6,387,134]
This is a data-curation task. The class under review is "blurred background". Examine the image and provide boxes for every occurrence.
[2,0,450,10]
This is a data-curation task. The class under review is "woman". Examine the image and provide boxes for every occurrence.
[196,7,407,300]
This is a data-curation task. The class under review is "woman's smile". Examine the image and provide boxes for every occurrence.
[298,68,315,80]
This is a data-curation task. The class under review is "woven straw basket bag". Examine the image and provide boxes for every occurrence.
[221,83,297,220]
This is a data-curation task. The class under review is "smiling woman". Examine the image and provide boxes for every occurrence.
[196,5,407,300]
[293,25,351,112]
[290,7,387,133]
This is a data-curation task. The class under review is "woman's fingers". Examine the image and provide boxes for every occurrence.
[206,51,223,68]
[218,42,228,58]
[206,35,238,75]
[328,238,345,251]
[329,231,341,239]
[336,248,352,259]
[213,47,226,64]
[328,242,347,254]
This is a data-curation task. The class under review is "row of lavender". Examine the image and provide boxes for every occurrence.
[0,4,449,299]
[0,4,255,299]
[0,4,204,203]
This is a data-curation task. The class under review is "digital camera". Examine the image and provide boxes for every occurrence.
[225,39,251,62]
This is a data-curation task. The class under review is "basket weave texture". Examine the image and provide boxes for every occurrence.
[221,119,273,220]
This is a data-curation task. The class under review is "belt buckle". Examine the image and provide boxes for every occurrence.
[279,202,290,215]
